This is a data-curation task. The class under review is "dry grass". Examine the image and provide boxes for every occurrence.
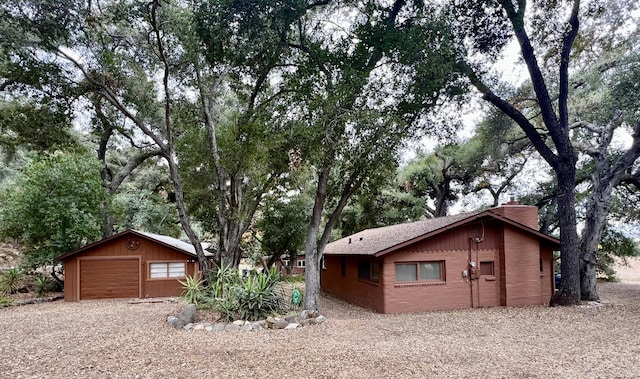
[1,282,640,378]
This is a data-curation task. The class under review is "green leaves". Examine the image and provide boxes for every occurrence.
[0,151,107,268]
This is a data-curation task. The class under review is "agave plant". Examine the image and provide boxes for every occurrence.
[236,268,285,321]
[178,275,204,305]
[33,276,51,298]
[0,267,23,295]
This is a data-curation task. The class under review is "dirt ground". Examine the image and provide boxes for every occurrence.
[1,281,639,379]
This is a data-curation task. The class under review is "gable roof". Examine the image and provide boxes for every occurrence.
[324,209,560,257]
[54,229,212,261]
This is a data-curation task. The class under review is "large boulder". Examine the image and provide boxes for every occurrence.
[167,303,197,329]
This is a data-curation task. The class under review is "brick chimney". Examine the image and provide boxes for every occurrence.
[492,198,539,230]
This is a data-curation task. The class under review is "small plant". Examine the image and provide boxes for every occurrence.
[0,267,24,295]
[235,268,285,321]
[33,276,52,298]
[214,295,238,322]
[0,297,12,308]
[178,275,204,305]
[282,274,304,283]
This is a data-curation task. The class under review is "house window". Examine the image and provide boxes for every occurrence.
[150,262,186,279]
[480,261,495,276]
[358,261,380,283]
[396,261,445,282]
[297,259,306,268]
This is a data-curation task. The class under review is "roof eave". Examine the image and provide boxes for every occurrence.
[54,229,203,261]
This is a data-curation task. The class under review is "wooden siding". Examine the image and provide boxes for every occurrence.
[62,232,197,301]
[79,257,141,300]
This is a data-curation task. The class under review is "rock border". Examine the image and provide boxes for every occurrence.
[167,305,326,331]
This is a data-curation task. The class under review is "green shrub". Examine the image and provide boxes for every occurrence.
[208,263,240,299]
[235,268,285,321]
[206,266,286,321]
[282,274,304,283]
[0,297,11,308]
[178,275,204,305]
[33,275,52,298]
[0,267,24,295]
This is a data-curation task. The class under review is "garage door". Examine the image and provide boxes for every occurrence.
[79,258,141,300]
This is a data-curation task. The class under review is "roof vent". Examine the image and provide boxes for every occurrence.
[359,237,363,241]
[348,238,351,244]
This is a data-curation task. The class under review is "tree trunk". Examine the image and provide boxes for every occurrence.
[165,154,210,274]
[549,162,581,306]
[303,167,329,310]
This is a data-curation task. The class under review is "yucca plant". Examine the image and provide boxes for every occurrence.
[0,267,23,295]
[178,275,204,305]
[214,295,238,322]
[33,276,51,298]
[236,268,285,321]
[208,263,240,299]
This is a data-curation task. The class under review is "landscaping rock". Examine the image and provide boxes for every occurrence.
[178,304,197,325]
[213,323,226,331]
[251,322,263,330]
[166,316,181,329]
[284,323,299,330]
[273,320,289,329]
[224,324,240,331]
[240,324,253,331]
[183,323,195,331]
[232,320,245,326]
[285,315,300,323]
[315,315,326,324]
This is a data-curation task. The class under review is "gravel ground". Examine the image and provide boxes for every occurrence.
[1,282,640,379]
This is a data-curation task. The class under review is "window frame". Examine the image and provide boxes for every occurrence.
[479,261,495,277]
[148,261,187,280]
[395,261,445,283]
[297,259,306,268]
[357,261,380,283]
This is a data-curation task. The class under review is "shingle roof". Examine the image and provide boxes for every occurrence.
[323,209,559,257]
[324,211,481,256]
[54,229,212,261]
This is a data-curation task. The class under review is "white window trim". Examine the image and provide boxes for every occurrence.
[149,261,186,279]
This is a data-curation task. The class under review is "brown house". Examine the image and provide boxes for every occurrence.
[274,254,306,275]
[321,203,559,313]
[55,230,210,301]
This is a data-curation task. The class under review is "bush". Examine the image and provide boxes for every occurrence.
[205,265,286,321]
[33,275,52,298]
[178,275,205,305]
[282,274,304,283]
[0,267,24,295]
[235,268,285,321]
[0,297,11,308]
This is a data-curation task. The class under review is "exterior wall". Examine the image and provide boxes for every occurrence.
[382,248,472,313]
[273,255,306,275]
[62,234,197,301]
[492,204,539,230]
[501,226,545,306]
[321,256,385,312]
[322,217,555,313]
